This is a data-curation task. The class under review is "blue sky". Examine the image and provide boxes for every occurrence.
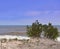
[0,0,60,25]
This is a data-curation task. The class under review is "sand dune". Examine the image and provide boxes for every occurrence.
[0,38,60,49]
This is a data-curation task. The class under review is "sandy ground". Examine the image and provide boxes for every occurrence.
[0,38,60,49]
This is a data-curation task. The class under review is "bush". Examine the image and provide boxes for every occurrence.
[27,20,42,37]
[43,23,59,40]
[26,20,59,40]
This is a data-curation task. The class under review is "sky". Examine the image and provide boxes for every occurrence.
[0,0,60,25]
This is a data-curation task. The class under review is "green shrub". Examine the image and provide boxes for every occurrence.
[26,20,59,40]
[27,20,42,37]
[43,23,59,40]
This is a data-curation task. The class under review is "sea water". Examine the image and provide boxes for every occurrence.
[0,25,27,34]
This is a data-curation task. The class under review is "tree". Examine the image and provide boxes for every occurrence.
[26,20,42,37]
[26,20,59,40]
[43,23,59,40]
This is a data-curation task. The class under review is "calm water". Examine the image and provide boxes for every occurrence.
[0,25,60,34]
[0,25,27,34]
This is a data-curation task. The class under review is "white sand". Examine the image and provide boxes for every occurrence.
[0,38,60,49]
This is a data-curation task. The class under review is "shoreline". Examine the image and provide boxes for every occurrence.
[0,34,60,42]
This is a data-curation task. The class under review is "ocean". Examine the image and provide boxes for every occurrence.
[0,25,60,34]
[0,25,27,34]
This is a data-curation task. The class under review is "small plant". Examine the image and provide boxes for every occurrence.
[1,38,7,43]
[13,38,17,41]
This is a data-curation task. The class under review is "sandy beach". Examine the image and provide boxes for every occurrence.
[0,38,60,49]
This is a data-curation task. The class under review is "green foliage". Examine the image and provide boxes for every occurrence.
[27,20,42,37]
[26,20,59,40]
[42,24,48,37]
[43,23,59,40]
